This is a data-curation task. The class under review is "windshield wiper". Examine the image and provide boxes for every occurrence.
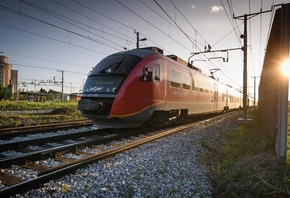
[112,57,125,72]
[99,58,125,74]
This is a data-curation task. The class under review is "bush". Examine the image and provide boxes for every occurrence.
[50,107,78,115]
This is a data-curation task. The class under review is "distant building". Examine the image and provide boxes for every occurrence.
[0,55,18,98]
[11,70,18,94]
[0,55,11,87]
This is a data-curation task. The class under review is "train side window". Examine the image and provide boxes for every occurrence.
[192,77,199,91]
[170,69,181,88]
[199,81,205,92]
[182,73,190,90]
[205,83,210,93]
[230,95,234,103]
[153,64,160,82]
[222,93,226,102]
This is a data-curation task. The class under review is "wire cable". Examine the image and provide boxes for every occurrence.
[0,4,122,51]
[20,0,127,49]
[54,0,135,42]
[154,0,196,49]
[115,0,192,52]
[168,0,209,49]
[0,22,109,55]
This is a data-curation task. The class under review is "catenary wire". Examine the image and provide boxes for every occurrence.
[0,4,122,51]
[115,0,192,52]
[20,0,127,49]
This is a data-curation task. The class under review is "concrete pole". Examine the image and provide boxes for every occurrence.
[61,70,64,102]
[136,32,140,49]
[243,14,248,119]
[276,4,290,163]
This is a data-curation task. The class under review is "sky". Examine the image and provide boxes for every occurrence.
[0,0,290,99]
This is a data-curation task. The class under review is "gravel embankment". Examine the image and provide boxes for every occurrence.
[7,112,240,197]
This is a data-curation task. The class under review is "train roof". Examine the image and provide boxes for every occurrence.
[103,47,239,89]
[113,47,202,73]
[113,47,163,59]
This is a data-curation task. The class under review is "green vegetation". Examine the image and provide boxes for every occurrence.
[203,110,290,197]
[0,101,77,111]
[0,101,84,128]
[287,114,290,164]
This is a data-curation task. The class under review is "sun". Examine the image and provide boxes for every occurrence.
[281,59,290,76]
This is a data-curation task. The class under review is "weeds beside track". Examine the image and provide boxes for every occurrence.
[203,110,290,197]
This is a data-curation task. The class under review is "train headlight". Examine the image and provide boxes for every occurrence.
[105,87,117,92]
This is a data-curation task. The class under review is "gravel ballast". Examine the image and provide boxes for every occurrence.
[8,112,240,197]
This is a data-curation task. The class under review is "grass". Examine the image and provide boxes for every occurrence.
[287,114,290,164]
[0,101,84,128]
[203,110,290,197]
[0,101,77,111]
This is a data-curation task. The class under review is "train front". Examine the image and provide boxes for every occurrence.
[78,49,156,128]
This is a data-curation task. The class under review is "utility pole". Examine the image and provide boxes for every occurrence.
[243,14,248,119]
[61,70,64,102]
[70,82,72,94]
[57,70,64,102]
[135,30,147,49]
[136,31,140,49]
[251,76,260,107]
[234,9,272,120]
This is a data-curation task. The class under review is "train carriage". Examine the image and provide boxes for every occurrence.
[78,47,243,128]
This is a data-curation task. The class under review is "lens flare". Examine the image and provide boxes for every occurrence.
[281,60,290,76]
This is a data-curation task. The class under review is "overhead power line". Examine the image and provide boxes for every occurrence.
[52,0,135,42]
[221,0,243,47]
[154,0,196,49]
[21,0,127,49]
[115,0,192,52]
[70,0,173,52]
[168,0,209,49]
[3,50,92,69]
[0,22,109,55]
[0,4,122,51]
[11,62,87,76]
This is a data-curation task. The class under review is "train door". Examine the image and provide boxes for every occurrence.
[213,83,218,110]
[152,63,166,107]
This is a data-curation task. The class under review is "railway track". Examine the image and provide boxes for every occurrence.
[0,112,233,197]
[0,119,92,139]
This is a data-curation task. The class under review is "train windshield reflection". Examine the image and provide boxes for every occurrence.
[91,54,141,75]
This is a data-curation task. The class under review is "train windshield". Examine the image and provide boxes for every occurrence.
[83,76,123,93]
[83,54,141,94]
[91,54,141,75]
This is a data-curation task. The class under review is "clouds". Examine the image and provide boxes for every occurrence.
[191,4,195,10]
[210,5,224,13]
[191,3,224,13]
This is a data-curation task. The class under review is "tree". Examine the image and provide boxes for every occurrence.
[48,89,60,95]
[48,89,60,100]
[39,88,47,93]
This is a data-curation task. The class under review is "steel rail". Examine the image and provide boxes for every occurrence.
[0,127,100,152]
[0,122,93,142]
[0,119,92,134]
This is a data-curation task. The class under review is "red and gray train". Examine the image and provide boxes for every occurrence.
[78,47,246,128]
